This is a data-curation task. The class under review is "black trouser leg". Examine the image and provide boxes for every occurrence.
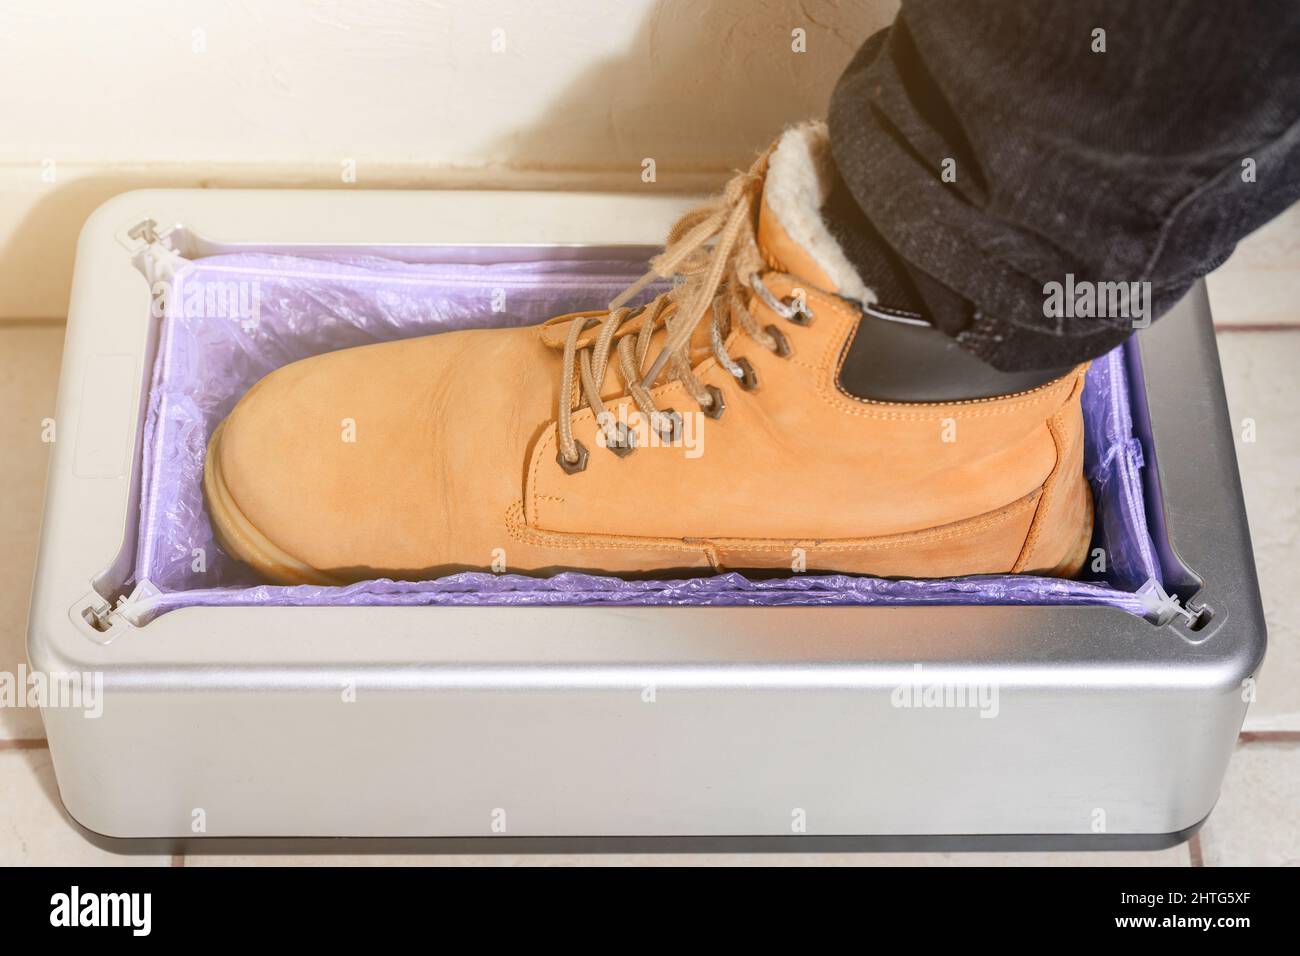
[825,0,1300,375]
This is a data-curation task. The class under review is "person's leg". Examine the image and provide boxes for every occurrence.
[824,0,1300,382]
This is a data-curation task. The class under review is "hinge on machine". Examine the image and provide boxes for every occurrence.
[74,581,160,642]
[79,593,116,633]
[127,218,163,246]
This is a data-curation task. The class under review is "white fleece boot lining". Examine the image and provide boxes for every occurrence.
[763,121,876,306]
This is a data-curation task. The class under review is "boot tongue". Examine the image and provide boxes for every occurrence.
[538,309,647,351]
[539,300,714,397]
[538,301,712,362]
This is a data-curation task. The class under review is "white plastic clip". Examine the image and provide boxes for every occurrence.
[113,580,161,628]
[142,240,185,286]
[1136,578,1198,627]
[125,218,187,287]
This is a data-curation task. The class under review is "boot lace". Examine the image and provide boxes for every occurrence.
[555,152,806,471]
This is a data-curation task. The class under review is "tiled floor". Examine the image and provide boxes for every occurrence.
[1,222,1296,866]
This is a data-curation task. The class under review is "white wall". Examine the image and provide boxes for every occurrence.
[0,0,896,318]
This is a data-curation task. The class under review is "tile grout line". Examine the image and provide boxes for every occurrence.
[1213,323,1300,332]
[1238,730,1300,743]
[0,317,65,327]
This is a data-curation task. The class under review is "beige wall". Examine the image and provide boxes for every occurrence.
[0,0,896,319]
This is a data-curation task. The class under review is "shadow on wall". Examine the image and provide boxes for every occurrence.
[483,0,895,180]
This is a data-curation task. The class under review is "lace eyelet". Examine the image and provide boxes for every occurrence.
[764,325,792,358]
[782,296,814,326]
[653,408,683,441]
[603,421,636,458]
[701,384,726,419]
[557,440,589,474]
[734,357,759,391]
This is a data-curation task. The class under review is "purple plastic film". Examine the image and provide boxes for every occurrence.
[130,251,1161,622]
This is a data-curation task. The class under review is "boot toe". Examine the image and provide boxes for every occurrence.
[204,344,433,584]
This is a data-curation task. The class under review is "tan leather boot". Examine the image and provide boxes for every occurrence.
[205,122,1093,586]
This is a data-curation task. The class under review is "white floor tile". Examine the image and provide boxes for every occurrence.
[1216,332,1300,730]
[0,747,169,865]
[1207,205,1300,327]
[0,324,63,740]
[1199,742,1300,866]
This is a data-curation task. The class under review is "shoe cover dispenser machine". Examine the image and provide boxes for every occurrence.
[29,189,1264,851]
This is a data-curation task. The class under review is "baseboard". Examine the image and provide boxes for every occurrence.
[0,161,729,320]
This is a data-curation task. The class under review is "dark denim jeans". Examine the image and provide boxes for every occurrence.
[827,0,1300,370]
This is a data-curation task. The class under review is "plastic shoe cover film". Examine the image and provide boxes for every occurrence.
[126,251,1165,623]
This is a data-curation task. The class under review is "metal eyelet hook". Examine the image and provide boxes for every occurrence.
[750,273,813,326]
[734,357,759,390]
[764,325,792,358]
[701,384,726,419]
[557,440,589,474]
[783,295,814,326]
[602,420,636,458]
[653,408,683,441]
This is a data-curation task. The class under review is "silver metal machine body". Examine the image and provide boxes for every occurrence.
[28,189,1263,851]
